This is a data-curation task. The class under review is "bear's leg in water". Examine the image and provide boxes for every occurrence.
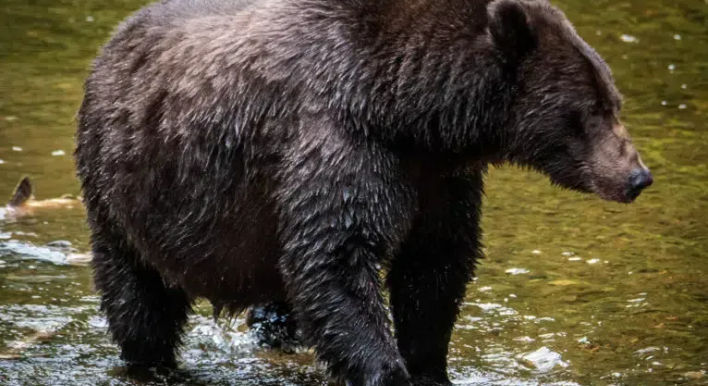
[388,170,483,385]
[90,212,191,367]
[246,301,300,350]
[277,126,415,385]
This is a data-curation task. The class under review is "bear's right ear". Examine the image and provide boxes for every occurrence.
[488,0,537,61]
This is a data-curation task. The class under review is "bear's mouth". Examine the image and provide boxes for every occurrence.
[591,177,640,204]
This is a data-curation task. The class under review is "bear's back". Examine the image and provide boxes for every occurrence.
[129,0,261,27]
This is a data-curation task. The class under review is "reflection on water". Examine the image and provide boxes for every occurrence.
[0,0,706,384]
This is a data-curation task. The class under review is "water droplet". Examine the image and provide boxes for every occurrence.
[51,150,66,156]
[86,16,94,22]
[681,84,687,89]
[673,34,682,40]
[505,268,530,275]
[661,101,668,106]
[668,64,676,72]
[12,146,22,152]
[620,34,638,43]
[587,258,601,265]
[678,104,687,110]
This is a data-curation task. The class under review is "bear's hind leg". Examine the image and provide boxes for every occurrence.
[246,302,301,351]
[91,223,191,367]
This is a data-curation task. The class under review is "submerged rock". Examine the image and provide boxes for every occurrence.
[684,371,705,380]
[519,347,569,372]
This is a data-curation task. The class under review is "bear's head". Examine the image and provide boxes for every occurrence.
[488,0,653,203]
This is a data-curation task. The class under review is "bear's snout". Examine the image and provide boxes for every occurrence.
[587,122,654,203]
[627,167,653,201]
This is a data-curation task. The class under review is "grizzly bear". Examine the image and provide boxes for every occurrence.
[75,0,652,384]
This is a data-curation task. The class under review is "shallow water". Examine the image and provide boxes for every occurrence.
[0,0,706,384]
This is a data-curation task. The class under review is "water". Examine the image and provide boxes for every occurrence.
[0,0,706,384]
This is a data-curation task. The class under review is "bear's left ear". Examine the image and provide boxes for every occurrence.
[488,0,537,61]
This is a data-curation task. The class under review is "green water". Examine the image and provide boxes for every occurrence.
[0,0,706,384]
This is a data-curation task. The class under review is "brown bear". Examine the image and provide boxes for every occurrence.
[75,0,652,385]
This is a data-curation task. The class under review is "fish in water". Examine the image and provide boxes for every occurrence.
[0,177,92,264]
[1,177,82,219]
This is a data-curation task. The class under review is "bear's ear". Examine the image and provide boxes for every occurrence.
[488,0,537,61]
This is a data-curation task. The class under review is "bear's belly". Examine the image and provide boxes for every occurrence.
[180,229,284,308]
[184,252,286,310]
[134,185,287,308]
[184,202,285,307]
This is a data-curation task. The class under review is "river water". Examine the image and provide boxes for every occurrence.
[0,0,706,384]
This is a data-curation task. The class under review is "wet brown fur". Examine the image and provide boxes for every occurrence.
[75,0,650,383]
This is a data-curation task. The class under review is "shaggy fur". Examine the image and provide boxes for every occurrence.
[76,0,650,384]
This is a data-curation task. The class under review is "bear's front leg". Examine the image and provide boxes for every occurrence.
[388,170,484,385]
[281,237,410,386]
[276,123,416,385]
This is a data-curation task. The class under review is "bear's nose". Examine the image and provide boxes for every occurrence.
[628,168,653,197]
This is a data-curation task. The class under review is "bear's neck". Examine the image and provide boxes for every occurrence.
[322,3,516,159]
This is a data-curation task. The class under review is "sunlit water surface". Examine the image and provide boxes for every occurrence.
[0,0,706,384]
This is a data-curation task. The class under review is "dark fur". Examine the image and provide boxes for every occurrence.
[76,0,647,384]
